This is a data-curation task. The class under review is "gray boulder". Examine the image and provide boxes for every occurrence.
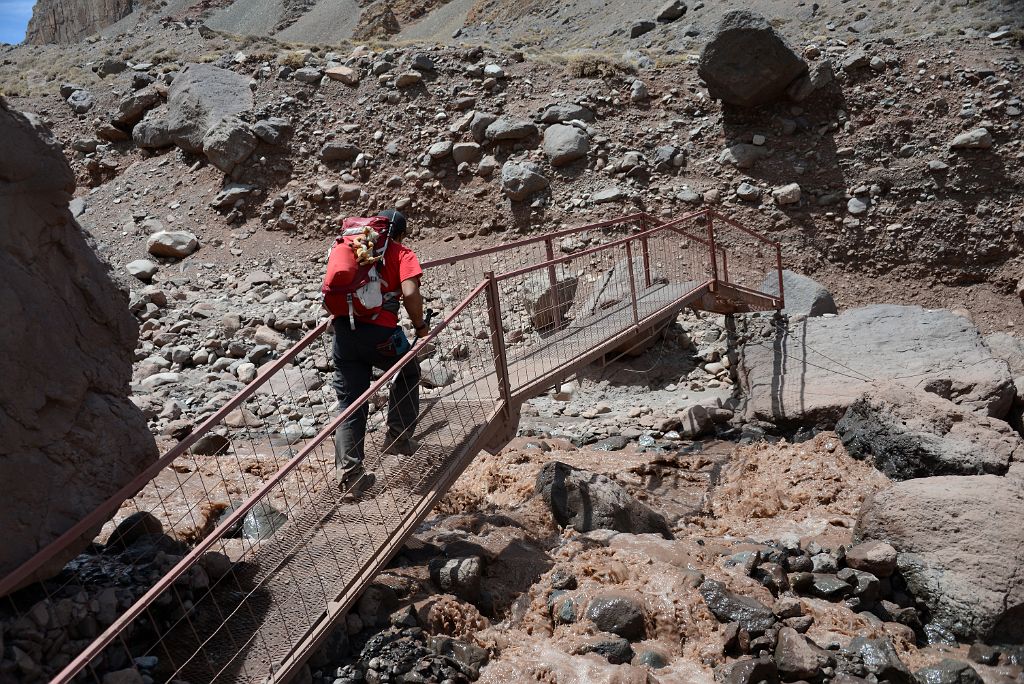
[112,86,161,127]
[252,117,293,145]
[843,637,914,684]
[856,475,1024,642]
[915,660,983,684]
[657,1,688,23]
[147,231,199,258]
[698,10,808,108]
[740,305,1015,428]
[699,579,776,633]
[469,112,498,142]
[543,124,590,167]
[0,103,157,591]
[501,162,548,201]
[523,267,578,332]
[535,461,671,537]
[718,143,769,169]
[133,109,175,149]
[836,384,1020,479]
[761,270,837,317]
[985,332,1024,375]
[320,142,361,163]
[429,556,482,602]
[161,63,255,154]
[539,103,595,124]
[485,118,538,142]
[66,89,94,114]
[126,259,159,282]
[201,116,257,174]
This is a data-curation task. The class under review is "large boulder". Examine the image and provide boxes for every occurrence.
[0,101,157,591]
[523,267,578,333]
[761,270,837,318]
[856,475,1024,642]
[985,332,1024,374]
[698,10,808,108]
[836,384,1020,480]
[501,162,548,201]
[543,124,590,167]
[152,63,255,154]
[201,116,257,174]
[535,461,671,537]
[740,305,1015,429]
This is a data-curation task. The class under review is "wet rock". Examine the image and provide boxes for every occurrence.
[576,634,634,664]
[726,657,780,684]
[808,573,852,600]
[775,626,834,680]
[429,556,482,602]
[698,10,808,108]
[427,635,489,678]
[584,591,646,641]
[856,475,1024,642]
[761,270,837,317]
[837,568,880,603]
[741,305,1015,428]
[836,384,1019,479]
[844,541,897,577]
[700,579,776,633]
[501,161,549,201]
[915,659,984,684]
[242,501,287,541]
[147,230,199,259]
[535,461,671,537]
[844,637,914,684]
[0,104,158,589]
[967,643,999,666]
[542,124,590,167]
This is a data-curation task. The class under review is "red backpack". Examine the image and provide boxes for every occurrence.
[322,216,392,328]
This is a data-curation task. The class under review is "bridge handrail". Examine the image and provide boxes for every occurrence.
[48,278,494,684]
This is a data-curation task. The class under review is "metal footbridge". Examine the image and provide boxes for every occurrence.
[0,210,783,683]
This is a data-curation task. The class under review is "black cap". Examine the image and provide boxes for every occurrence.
[377,209,407,238]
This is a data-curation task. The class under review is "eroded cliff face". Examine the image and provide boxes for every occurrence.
[24,0,134,45]
[0,98,158,590]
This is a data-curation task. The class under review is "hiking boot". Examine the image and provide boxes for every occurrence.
[338,468,376,502]
[383,431,419,456]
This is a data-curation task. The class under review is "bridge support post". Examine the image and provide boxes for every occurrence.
[625,240,640,328]
[639,215,652,289]
[484,272,514,416]
[706,210,719,287]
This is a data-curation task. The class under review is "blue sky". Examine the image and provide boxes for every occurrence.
[0,0,33,44]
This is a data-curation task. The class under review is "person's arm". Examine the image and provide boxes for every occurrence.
[401,276,428,338]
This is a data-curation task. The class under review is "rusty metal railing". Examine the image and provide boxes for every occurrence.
[0,209,782,684]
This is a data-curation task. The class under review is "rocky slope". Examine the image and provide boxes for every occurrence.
[24,0,136,45]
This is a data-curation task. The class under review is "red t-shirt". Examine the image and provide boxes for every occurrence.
[367,240,422,328]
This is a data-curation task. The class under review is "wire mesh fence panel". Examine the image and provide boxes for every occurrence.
[705,211,783,300]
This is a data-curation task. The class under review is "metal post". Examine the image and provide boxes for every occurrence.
[484,272,514,412]
[544,238,557,291]
[721,248,729,282]
[706,210,719,287]
[625,241,640,328]
[639,215,652,288]
[775,243,785,311]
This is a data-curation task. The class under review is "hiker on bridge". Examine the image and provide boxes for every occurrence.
[326,209,429,499]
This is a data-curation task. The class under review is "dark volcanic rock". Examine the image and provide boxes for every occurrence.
[584,591,646,641]
[761,269,838,318]
[915,659,984,684]
[698,10,808,108]
[775,626,835,681]
[699,580,776,633]
[837,384,1019,479]
[727,657,780,684]
[535,461,671,537]
[844,637,915,684]
[0,102,158,591]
